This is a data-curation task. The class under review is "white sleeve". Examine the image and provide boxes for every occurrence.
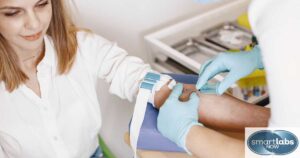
[0,146,7,158]
[249,0,300,126]
[77,32,152,102]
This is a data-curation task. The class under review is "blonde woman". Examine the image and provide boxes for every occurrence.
[0,0,158,157]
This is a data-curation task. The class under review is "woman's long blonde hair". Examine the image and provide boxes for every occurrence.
[0,0,78,92]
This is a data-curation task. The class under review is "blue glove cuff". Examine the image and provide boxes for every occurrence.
[179,122,203,155]
[252,45,264,69]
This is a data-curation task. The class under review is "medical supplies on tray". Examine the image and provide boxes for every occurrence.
[171,14,267,101]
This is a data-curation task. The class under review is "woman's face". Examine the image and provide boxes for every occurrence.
[0,0,52,53]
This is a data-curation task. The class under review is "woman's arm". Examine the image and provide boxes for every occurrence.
[0,145,7,158]
[186,125,244,158]
[77,32,152,102]
[198,93,270,132]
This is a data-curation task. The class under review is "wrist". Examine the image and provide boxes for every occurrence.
[143,72,176,108]
[154,80,173,108]
[179,122,202,154]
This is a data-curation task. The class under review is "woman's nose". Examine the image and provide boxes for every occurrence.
[25,11,40,31]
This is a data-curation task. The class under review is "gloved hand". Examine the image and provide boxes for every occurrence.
[157,83,202,152]
[196,46,264,95]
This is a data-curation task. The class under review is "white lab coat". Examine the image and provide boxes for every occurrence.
[0,31,151,158]
[248,0,300,126]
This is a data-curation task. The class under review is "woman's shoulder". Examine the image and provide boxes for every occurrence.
[76,30,111,47]
[74,30,115,62]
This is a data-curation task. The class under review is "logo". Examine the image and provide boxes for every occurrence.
[247,130,298,155]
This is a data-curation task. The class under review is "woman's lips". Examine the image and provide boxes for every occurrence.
[22,31,42,41]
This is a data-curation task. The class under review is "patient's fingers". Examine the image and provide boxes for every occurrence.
[179,91,191,102]
[179,84,197,102]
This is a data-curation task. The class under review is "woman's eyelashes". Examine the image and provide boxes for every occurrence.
[36,0,49,8]
[3,0,49,17]
[4,11,20,17]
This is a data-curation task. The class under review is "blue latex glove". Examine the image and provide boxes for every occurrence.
[196,46,264,95]
[157,83,201,152]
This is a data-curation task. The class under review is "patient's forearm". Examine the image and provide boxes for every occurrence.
[180,84,270,131]
[186,125,244,158]
[198,93,270,132]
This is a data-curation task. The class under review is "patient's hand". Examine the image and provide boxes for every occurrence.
[154,83,197,108]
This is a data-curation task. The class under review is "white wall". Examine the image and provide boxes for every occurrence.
[71,0,233,157]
